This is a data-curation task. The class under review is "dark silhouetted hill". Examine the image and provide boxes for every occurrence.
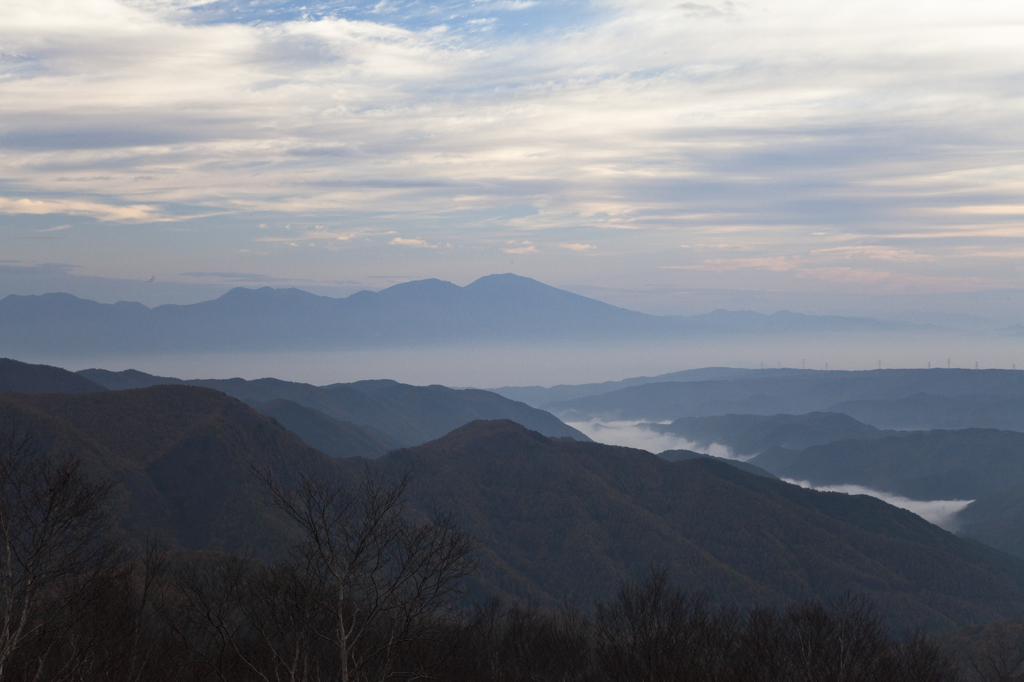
[0,358,106,394]
[80,367,588,446]
[649,412,888,457]
[740,429,1024,559]
[657,448,777,478]
[0,385,353,559]
[78,367,184,390]
[748,429,1024,502]
[3,391,1024,632]
[253,398,402,459]
[372,420,1024,632]
[956,486,1024,559]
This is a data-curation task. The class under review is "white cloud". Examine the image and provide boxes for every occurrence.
[0,197,161,222]
[811,246,936,262]
[568,419,738,458]
[560,243,595,251]
[783,479,973,531]
[389,237,436,248]
[503,240,537,254]
[2,0,1024,295]
[256,226,356,243]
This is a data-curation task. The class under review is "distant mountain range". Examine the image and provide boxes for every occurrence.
[0,274,921,355]
[539,368,1024,431]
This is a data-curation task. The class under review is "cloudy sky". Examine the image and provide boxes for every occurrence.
[2,0,1023,315]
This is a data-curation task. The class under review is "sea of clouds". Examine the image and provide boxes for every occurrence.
[569,417,974,530]
[566,419,738,458]
[782,480,973,531]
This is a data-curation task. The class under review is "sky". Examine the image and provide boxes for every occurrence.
[2,0,1024,317]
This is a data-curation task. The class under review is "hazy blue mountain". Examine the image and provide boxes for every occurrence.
[833,393,1024,431]
[490,367,766,407]
[0,358,106,394]
[747,429,1024,503]
[648,412,889,457]
[0,274,913,355]
[544,368,1024,430]
[78,367,184,390]
[79,367,588,446]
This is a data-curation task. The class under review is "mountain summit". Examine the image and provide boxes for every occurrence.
[0,274,909,356]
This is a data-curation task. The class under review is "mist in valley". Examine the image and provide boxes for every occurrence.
[566,419,738,458]
[574,416,979,531]
[782,480,974,531]
[24,330,1023,390]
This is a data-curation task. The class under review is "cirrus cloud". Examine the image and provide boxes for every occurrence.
[2,0,1024,301]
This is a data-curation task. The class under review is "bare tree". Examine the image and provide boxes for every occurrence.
[0,424,120,681]
[968,631,1024,682]
[254,468,477,682]
[595,568,733,682]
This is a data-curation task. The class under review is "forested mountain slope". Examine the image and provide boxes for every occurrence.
[80,368,588,446]
[2,386,1023,632]
[0,357,105,394]
[648,412,888,456]
[254,398,402,459]
[374,420,1024,631]
[749,429,1024,502]
[0,385,352,558]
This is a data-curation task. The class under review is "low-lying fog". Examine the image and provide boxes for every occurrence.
[28,331,1024,388]
[567,420,738,459]
[573,419,974,531]
[783,480,973,531]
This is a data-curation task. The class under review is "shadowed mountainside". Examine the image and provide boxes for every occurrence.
[0,385,354,559]
[253,398,402,459]
[957,486,1024,560]
[749,429,1024,503]
[647,412,889,457]
[742,429,1024,559]
[656,448,778,478]
[373,420,1024,632]
[80,368,588,446]
[0,357,106,394]
[0,387,1022,632]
